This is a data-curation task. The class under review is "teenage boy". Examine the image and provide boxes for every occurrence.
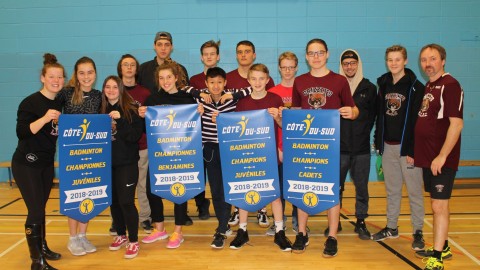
[190,40,221,89]
[414,44,463,270]
[228,63,292,252]
[290,38,359,257]
[138,31,189,94]
[227,40,275,228]
[184,67,252,248]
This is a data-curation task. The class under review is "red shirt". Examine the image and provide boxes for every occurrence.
[190,72,207,90]
[226,69,275,90]
[269,84,293,107]
[292,71,355,109]
[414,73,463,170]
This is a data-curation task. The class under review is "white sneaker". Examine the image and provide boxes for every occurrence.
[68,237,86,256]
[78,234,97,253]
[257,208,270,228]
[228,208,239,226]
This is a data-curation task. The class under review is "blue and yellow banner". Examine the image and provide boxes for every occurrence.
[282,109,340,215]
[58,114,112,223]
[145,104,204,204]
[217,109,280,212]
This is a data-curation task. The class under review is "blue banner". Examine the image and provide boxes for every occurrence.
[217,109,280,212]
[282,109,340,215]
[145,104,205,204]
[58,114,111,223]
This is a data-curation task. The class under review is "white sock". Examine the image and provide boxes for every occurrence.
[77,233,85,238]
[239,223,247,231]
[275,221,283,233]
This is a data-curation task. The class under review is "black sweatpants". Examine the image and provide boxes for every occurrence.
[110,162,139,242]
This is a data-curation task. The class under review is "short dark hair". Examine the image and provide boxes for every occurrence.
[206,67,226,80]
[306,38,328,52]
[117,54,140,79]
[420,43,447,61]
[236,40,255,53]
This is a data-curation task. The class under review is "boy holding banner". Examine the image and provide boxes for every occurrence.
[290,38,359,257]
[227,64,292,251]
[184,66,252,248]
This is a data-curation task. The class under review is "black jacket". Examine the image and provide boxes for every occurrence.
[340,78,377,155]
[374,68,424,157]
[138,57,189,94]
[106,103,143,167]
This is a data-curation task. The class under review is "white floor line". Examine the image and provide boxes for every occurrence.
[0,237,25,258]
[424,219,480,266]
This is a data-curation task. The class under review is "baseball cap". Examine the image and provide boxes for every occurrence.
[154,31,172,43]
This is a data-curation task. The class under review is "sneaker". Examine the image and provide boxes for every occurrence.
[211,232,227,249]
[423,256,444,270]
[124,242,139,259]
[166,232,184,249]
[371,226,399,241]
[67,237,86,256]
[412,230,426,251]
[324,221,342,237]
[229,228,249,249]
[215,225,232,236]
[228,208,239,226]
[109,223,117,236]
[141,220,153,234]
[292,224,310,234]
[141,229,168,244]
[78,234,97,253]
[109,235,128,251]
[323,236,338,258]
[274,230,292,252]
[257,208,270,228]
[198,199,211,220]
[291,232,309,254]
[415,246,452,260]
[185,215,193,226]
[354,221,371,240]
[266,224,287,236]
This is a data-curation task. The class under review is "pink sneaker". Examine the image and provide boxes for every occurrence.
[109,235,127,251]
[166,232,184,249]
[141,229,168,244]
[124,242,139,259]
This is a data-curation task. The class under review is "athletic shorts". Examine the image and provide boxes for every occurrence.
[422,167,456,199]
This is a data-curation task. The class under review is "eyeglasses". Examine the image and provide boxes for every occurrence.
[307,50,326,57]
[122,63,136,68]
[279,66,297,71]
[342,61,358,67]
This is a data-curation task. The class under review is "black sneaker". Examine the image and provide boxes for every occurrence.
[228,208,239,226]
[141,220,153,234]
[211,232,227,249]
[291,232,309,254]
[412,230,425,250]
[274,230,292,252]
[185,214,193,226]
[323,236,338,258]
[109,222,117,236]
[229,228,249,249]
[354,220,371,240]
[324,221,342,237]
[371,226,399,241]
[198,199,211,220]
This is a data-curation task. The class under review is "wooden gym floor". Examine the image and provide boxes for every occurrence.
[0,180,479,270]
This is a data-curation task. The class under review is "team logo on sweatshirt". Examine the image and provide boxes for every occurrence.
[51,119,59,136]
[385,93,405,116]
[26,153,38,162]
[303,87,333,109]
[418,93,434,118]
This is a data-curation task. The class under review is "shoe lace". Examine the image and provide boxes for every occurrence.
[126,242,138,251]
[114,235,126,244]
[169,232,182,242]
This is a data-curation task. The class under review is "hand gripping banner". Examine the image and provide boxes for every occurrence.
[146,104,205,204]
[217,109,280,212]
[282,109,340,215]
[58,114,112,223]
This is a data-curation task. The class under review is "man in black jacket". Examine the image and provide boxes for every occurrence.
[336,49,377,240]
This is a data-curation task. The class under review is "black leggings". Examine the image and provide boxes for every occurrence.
[146,169,188,225]
[12,161,54,224]
[111,163,139,242]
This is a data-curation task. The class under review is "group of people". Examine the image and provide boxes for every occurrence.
[12,30,463,270]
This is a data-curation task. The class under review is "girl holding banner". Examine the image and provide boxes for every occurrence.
[101,76,143,259]
[138,62,203,249]
[57,56,101,256]
[12,53,65,270]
